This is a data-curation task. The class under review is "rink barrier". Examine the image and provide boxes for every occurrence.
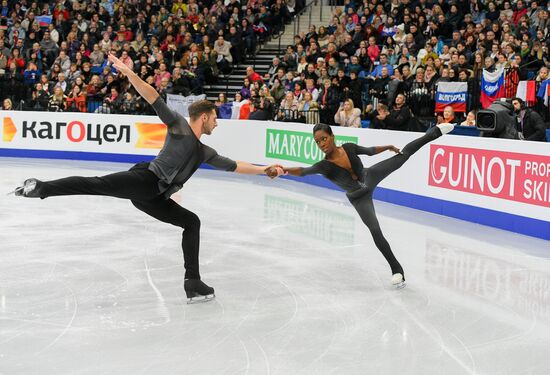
[1,111,549,240]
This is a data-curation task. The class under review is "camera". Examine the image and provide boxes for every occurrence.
[476,99,519,139]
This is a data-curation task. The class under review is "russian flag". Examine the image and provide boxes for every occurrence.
[480,67,505,109]
[435,82,467,113]
[35,15,52,27]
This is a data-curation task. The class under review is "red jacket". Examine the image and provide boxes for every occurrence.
[248,72,263,83]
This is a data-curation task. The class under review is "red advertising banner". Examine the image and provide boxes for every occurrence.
[429,145,550,208]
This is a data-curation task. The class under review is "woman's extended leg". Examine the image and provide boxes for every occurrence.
[351,194,404,277]
[366,124,453,188]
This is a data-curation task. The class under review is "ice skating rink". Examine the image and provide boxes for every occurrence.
[1,158,549,375]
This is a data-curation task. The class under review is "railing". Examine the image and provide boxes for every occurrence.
[293,0,323,37]
[273,108,320,124]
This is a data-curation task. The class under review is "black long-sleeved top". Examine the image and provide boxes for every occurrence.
[148,97,237,198]
[299,143,376,193]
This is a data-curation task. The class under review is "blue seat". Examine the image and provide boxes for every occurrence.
[361,120,370,128]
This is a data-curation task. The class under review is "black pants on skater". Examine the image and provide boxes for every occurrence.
[348,128,442,277]
[36,162,202,280]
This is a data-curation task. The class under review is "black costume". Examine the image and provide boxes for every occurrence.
[22,97,237,281]
[299,127,445,277]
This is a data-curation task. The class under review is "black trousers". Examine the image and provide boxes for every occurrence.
[36,162,202,280]
[349,128,442,277]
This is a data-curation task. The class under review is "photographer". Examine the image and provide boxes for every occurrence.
[511,97,547,141]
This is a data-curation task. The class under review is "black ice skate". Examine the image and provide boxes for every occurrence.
[10,178,42,197]
[184,279,215,304]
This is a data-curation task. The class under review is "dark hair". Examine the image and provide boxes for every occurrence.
[188,100,217,120]
[511,97,525,108]
[312,123,333,135]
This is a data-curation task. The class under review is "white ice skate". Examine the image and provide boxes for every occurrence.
[184,279,216,304]
[391,273,406,289]
[436,123,455,135]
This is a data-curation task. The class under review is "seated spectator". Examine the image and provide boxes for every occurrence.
[437,106,457,125]
[48,86,67,112]
[370,54,394,78]
[66,85,87,112]
[23,62,41,85]
[154,63,171,89]
[334,99,361,128]
[383,94,412,131]
[213,36,232,74]
[249,95,274,121]
[246,66,264,84]
[8,48,25,73]
[215,92,228,107]
[2,98,13,110]
[297,91,319,124]
[96,87,122,114]
[369,66,391,104]
[461,110,477,127]
[318,79,342,125]
[30,83,50,110]
[276,91,299,121]
[270,77,285,101]
[366,102,391,129]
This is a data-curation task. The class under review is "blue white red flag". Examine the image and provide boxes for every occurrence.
[480,68,505,109]
[435,82,468,113]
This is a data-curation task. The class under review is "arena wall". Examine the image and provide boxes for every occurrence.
[1,111,549,240]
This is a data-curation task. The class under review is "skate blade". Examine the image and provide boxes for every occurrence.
[186,294,215,304]
[7,187,23,196]
[394,281,406,289]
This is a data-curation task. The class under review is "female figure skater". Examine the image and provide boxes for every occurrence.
[13,53,282,303]
[281,122,454,288]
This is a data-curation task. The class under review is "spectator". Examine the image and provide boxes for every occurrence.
[384,94,412,131]
[512,97,547,141]
[2,98,13,110]
[367,102,391,129]
[334,99,361,128]
[53,50,71,74]
[297,91,319,124]
[270,77,285,101]
[66,85,87,112]
[461,110,477,127]
[437,106,457,125]
[318,79,342,125]
[246,66,264,84]
[48,86,67,112]
[277,91,299,121]
[55,72,69,94]
[8,48,25,73]
[370,54,395,78]
[213,36,232,74]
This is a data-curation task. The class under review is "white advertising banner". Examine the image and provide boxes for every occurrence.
[1,111,549,235]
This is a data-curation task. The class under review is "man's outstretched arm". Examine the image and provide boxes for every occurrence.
[235,162,283,178]
[108,53,159,104]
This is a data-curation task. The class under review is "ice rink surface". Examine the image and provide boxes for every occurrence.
[1,158,549,375]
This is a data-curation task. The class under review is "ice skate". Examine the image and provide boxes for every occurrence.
[391,273,406,289]
[184,279,215,304]
[10,179,42,197]
[435,123,455,135]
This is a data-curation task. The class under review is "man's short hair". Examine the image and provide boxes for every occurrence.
[188,100,217,120]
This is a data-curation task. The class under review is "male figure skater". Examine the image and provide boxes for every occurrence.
[14,53,282,303]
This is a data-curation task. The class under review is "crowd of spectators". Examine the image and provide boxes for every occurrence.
[230,0,549,138]
[0,0,301,114]
[0,0,548,139]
